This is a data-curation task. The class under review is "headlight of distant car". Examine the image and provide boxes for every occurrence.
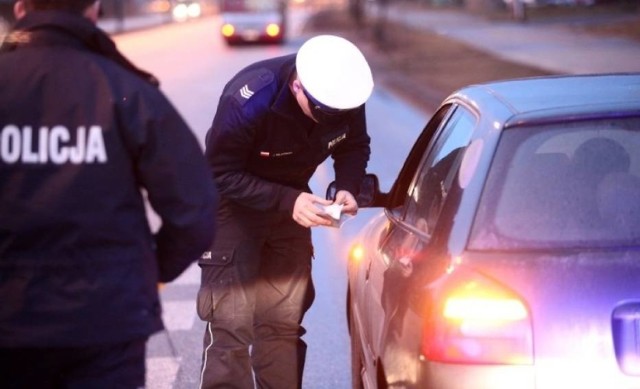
[173,2,201,21]
[173,3,188,20]
[187,3,201,18]
[265,23,280,38]
[221,23,235,38]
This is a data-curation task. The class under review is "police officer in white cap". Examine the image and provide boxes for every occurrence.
[197,34,373,388]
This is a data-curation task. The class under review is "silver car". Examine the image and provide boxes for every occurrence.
[219,0,286,45]
[336,73,640,389]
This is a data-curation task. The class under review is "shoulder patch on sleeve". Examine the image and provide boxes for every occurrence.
[233,69,275,106]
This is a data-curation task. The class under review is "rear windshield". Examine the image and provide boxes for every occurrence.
[220,0,283,12]
[469,118,640,250]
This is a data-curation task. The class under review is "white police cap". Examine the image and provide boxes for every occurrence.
[296,35,374,110]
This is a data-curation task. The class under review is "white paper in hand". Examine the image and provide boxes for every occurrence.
[321,204,352,228]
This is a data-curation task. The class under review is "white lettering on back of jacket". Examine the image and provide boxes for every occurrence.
[0,125,107,164]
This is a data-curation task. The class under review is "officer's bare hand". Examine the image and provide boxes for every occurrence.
[293,192,333,228]
[334,190,358,215]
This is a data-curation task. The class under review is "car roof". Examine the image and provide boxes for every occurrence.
[450,73,640,128]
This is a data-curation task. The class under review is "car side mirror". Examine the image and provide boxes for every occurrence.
[325,173,385,208]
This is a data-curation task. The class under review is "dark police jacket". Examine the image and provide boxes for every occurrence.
[0,11,219,347]
[205,54,371,212]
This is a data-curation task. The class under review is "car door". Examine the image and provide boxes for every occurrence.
[356,104,453,360]
[366,106,476,385]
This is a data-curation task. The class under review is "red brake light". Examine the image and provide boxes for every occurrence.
[422,268,533,365]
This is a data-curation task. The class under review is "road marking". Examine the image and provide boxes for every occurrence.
[171,262,200,285]
[162,300,197,331]
[146,356,180,389]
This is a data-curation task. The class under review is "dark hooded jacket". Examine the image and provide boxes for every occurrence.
[0,11,218,347]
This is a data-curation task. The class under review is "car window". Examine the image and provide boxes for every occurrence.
[221,0,283,12]
[404,108,476,236]
[386,105,454,210]
[380,107,475,267]
[470,117,640,250]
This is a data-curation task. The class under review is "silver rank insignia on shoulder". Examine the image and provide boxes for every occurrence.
[240,85,254,99]
[232,69,275,106]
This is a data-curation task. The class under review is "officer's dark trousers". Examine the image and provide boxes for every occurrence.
[197,202,315,389]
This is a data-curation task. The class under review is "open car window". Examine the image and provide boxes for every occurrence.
[403,108,475,236]
[380,106,475,268]
[386,104,456,211]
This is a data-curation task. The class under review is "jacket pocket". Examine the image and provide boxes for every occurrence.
[196,248,235,321]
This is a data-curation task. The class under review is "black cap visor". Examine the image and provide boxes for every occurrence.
[303,89,355,125]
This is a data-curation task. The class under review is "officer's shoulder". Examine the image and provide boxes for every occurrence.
[230,68,276,106]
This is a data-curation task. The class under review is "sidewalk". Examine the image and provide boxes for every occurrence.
[384,5,640,74]
[98,13,174,35]
[98,6,640,75]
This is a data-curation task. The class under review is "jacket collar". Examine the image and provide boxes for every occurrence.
[0,10,159,87]
[270,54,313,123]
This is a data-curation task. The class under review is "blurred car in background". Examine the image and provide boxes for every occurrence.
[502,0,597,5]
[334,73,640,389]
[219,0,286,45]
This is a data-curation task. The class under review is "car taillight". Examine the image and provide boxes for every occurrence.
[221,23,235,37]
[265,23,280,37]
[422,267,533,365]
